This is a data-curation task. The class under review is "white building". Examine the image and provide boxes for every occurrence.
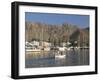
[57,47,66,51]
[40,41,51,47]
[30,40,40,47]
[25,41,41,52]
[44,47,51,51]
[66,42,71,45]
[61,42,71,47]
[25,41,33,47]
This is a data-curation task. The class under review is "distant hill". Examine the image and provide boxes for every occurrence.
[25,22,89,47]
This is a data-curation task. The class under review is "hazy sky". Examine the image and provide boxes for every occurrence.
[25,12,89,28]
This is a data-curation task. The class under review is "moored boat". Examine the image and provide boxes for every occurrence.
[55,51,66,59]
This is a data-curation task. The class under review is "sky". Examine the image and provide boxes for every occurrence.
[25,12,89,28]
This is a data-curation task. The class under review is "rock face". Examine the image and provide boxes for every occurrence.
[25,22,89,47]
[70,28,89,47]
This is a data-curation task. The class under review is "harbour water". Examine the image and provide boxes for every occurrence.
[25,49,89,68]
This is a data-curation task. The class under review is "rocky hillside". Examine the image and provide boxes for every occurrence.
[25,22,89,47]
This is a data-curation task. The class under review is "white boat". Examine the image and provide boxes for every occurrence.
[55,51,66,59]
[26,49,41,52]
[55,54,66,59]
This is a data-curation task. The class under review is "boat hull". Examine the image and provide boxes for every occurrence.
[55,55,66,59]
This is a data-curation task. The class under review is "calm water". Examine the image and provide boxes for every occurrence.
[25,49,89,68]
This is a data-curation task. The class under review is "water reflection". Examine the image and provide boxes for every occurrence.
[25,49,89,68]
